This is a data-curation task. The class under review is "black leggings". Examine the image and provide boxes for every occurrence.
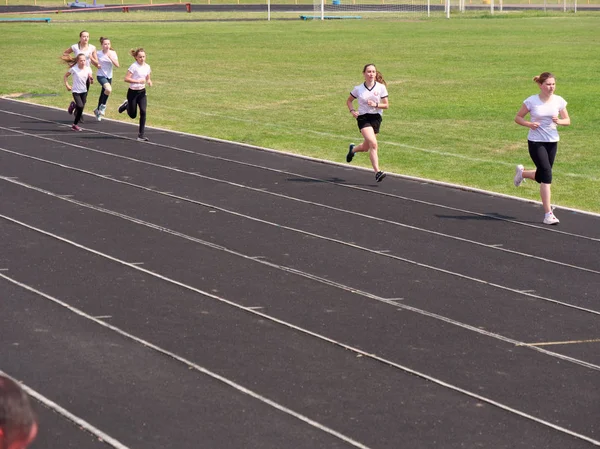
[72,91,88,125]
[528,140,557,184]
[126,88,147,137]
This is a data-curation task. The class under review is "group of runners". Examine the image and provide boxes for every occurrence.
[62,30,152,141]
[61,42,570,225]
[346,64,570,225]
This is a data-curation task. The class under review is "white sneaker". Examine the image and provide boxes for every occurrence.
[543,212,559,225]
[94,108,102,122]
[99,105,106,116]
[514,164,524,187]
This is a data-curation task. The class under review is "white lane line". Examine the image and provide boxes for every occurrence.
[0,274,374,449]
[1,137,599,273]
[2,179,600,368]
[126,104,600,182]
[0,370,131,449]
[1,121,599,244]
[2,102,599,183]
[517,338,600,347]
[2,254,599,447]
[2,171,598,318]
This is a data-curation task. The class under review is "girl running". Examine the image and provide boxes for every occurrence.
[345,63,390,182]
[63,30,98,118]
[118,48,152,141]
[94,37,120,121]
[63,53,94,131]
[514,72,570,225]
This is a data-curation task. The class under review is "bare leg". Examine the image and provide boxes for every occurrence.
[522,169,552,213]
[353,126,379,173]
[522,169,536,180]
[540,183,552,213]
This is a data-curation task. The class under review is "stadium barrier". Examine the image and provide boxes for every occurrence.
[0,2,191,13]
[0,16,50,20]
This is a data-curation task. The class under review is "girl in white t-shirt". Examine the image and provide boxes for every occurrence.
[63,53,94,132]
[345,64,390,183]
[93,37,120,121]
[118,48,152,141]
[514,72,570,225]
[63,30,99,120]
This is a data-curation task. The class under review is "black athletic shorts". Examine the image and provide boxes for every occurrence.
[357,113,382,134]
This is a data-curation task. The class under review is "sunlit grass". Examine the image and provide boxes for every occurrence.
[1,13,599,212]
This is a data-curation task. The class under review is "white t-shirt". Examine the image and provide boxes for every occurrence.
[71,43,97,67]
[523,94,567,142]
[97,50,117,79]
[127,62,151,90]
[350,82,389,116]
[69,65,92,94]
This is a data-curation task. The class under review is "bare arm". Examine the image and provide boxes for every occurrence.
[124,70,137,84]
[90,49,100,69]
[64,71,72,91]
[107,50,120,68]
[368,97,389,110]
[514,104,539,130]
[554,107,570,126]
[346,95,357,118]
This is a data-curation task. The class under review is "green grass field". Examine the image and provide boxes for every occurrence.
[1,11,599,212]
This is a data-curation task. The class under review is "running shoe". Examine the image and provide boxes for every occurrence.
[99,104,107,116]
[514,164,524,187]
[543,212,559,225]
[118,100,128,114]
[137,135,149,142]
[375,171,386,182]
[67,101,75,115]
[346,144,355,163]
[71,124,82,132]
[94,108,102,122]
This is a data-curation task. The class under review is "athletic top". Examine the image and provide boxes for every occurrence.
[350,81,389,116]
[70,43,97,67]
[69,65,93,94]
[523,94,567,142]
[97,50,116,79]
[127,62,151,91]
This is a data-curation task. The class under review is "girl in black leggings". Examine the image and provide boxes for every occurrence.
[514,72,570,225]
[118,48,152,142]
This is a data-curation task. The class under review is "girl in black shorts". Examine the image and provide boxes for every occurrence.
[345,64,389,182]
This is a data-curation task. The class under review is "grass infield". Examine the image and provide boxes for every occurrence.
[1,11,599,213]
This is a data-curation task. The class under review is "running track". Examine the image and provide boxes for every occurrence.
[1,98,599,449]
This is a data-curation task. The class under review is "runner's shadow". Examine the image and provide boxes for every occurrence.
[287,177,373,186]
[435,212,517,221]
